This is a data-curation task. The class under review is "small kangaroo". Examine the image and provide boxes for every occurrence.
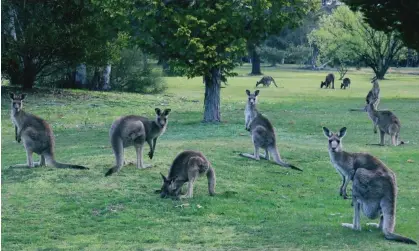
[256,76,278,88]
[240,90,302,171]
[105,108,171,176]
[322,127,416,245]
[9,93,88,169]
[320,73,335,89]
[364,98,403,146]
[158,150,216,199]
[340,77,351,89]
[366,76,380,110]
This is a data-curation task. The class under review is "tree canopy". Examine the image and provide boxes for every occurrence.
[342,0,419,51]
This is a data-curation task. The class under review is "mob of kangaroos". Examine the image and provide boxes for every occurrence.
[240,90,302,171]
[323,127,416,245]
[157,150,216,199]
[9,93,88,169]
[105,108,171,176]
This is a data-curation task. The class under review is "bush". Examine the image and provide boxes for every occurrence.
[111,47,167,94]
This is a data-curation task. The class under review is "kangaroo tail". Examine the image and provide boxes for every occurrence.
[384,232,417,245]
[206,166,216,196]
[269,147,302,172]
[45,154,88,170]
[273,80,278,87]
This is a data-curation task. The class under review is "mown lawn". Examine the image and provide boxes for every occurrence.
[1,65,419,250]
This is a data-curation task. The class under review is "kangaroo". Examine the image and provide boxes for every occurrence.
[322,127,416,245]
[366,76,380,110]
[105,108,171,176]
[158,150,216,199]
[340,77,351,89]
[240,90,302,171]
[364,98,403,146]
[320,73,335,89]
[9,93,88,170]
[256,76,278,88]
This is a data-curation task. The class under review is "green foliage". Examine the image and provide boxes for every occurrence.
[342,0,419,51]
[309,5,404,79]
[111,47,167,94]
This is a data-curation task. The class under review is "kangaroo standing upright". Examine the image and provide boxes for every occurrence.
[366,76,380,110]
[240,90,302,171]
[9,93,88,169]
[322,126,416,245]
[105,108,171,176]
[158,150,216,199]
[364,98,403,146]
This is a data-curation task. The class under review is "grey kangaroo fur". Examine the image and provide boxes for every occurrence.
[256,76,278,88]
[340,78,351,89]
[9,93,88,170]
[158,150,216,199]
[105,108,171,176]
[320,73,335,89]
[364,97,404,146]
[240,90,302,171]
[366,76,380,110]
[322,127,416,245]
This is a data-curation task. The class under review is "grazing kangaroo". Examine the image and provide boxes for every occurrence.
[240,90,302,171]
[366,76,380,110]
[105,108,171,176]
[158,150,216,199]
[322,127,416,245]
[320,73,335,89]
[256,76,278,88]
[9,93,88,170]
[340,78,351,89]
[364,98,403,146]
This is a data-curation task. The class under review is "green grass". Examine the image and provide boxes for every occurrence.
[2,65,419,250]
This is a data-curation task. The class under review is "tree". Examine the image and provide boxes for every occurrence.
[310,5,404,79]
[342,0,419,51]
[1,0,125,89]
[98,0,311,122]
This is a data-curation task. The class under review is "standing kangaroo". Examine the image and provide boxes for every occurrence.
[364,98,403,146]
[105,108,171,176]
[322,127,416,245]
[240,90,302,171]
[320,73,335,89]
[158,150,216,199]
[9,93,88,169]
[256,76,278,88]
[366,76,380,110]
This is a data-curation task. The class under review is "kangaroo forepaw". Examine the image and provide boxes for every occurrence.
[342,223,360,231]
[366,223,380,229]
[148,151,154,159]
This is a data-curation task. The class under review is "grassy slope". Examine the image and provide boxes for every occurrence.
[1,65,419,250]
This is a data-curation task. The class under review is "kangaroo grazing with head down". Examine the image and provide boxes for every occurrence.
[105,108,171,176]
[322,127,416,245]
[9,93,88,170]
[320,73,335,89]
[158,150,216,199]
[256,76,278,88]
[364,97,404,146]
[340,78,351,89]
[240,90,302,171]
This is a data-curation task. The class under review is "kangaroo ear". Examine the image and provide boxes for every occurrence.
[245,89,251,96]
[160,172,167,182]
[322,127,331,138]
[21,93,27,100]
[9,93,15,99]
[254,90,260,96]
[163,109,171,116]
[338,127,347,138]
[155,108,162,115]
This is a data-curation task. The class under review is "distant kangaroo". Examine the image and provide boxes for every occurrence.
[158,150,216,199]
[256,76,278,88]
[240,90,302,171]
[364,98,403,146]
[322,126,416,245]
[366,76,380,110]
[340,78,351,89]
[9,93,88,170]
[105,108,171,176]
[320,73,335,89]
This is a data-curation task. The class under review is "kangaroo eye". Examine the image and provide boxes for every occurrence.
[328,140,333,143]
[336,140,340,144]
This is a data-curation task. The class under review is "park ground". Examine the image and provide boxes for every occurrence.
[1,65,419,250]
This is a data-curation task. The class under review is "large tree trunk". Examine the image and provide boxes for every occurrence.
[311,44,319,70]
[203,68,221,123]
[22,58,36,89]
[250,47,262,75]
[101,64,111,90]
[74,64,87,88]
